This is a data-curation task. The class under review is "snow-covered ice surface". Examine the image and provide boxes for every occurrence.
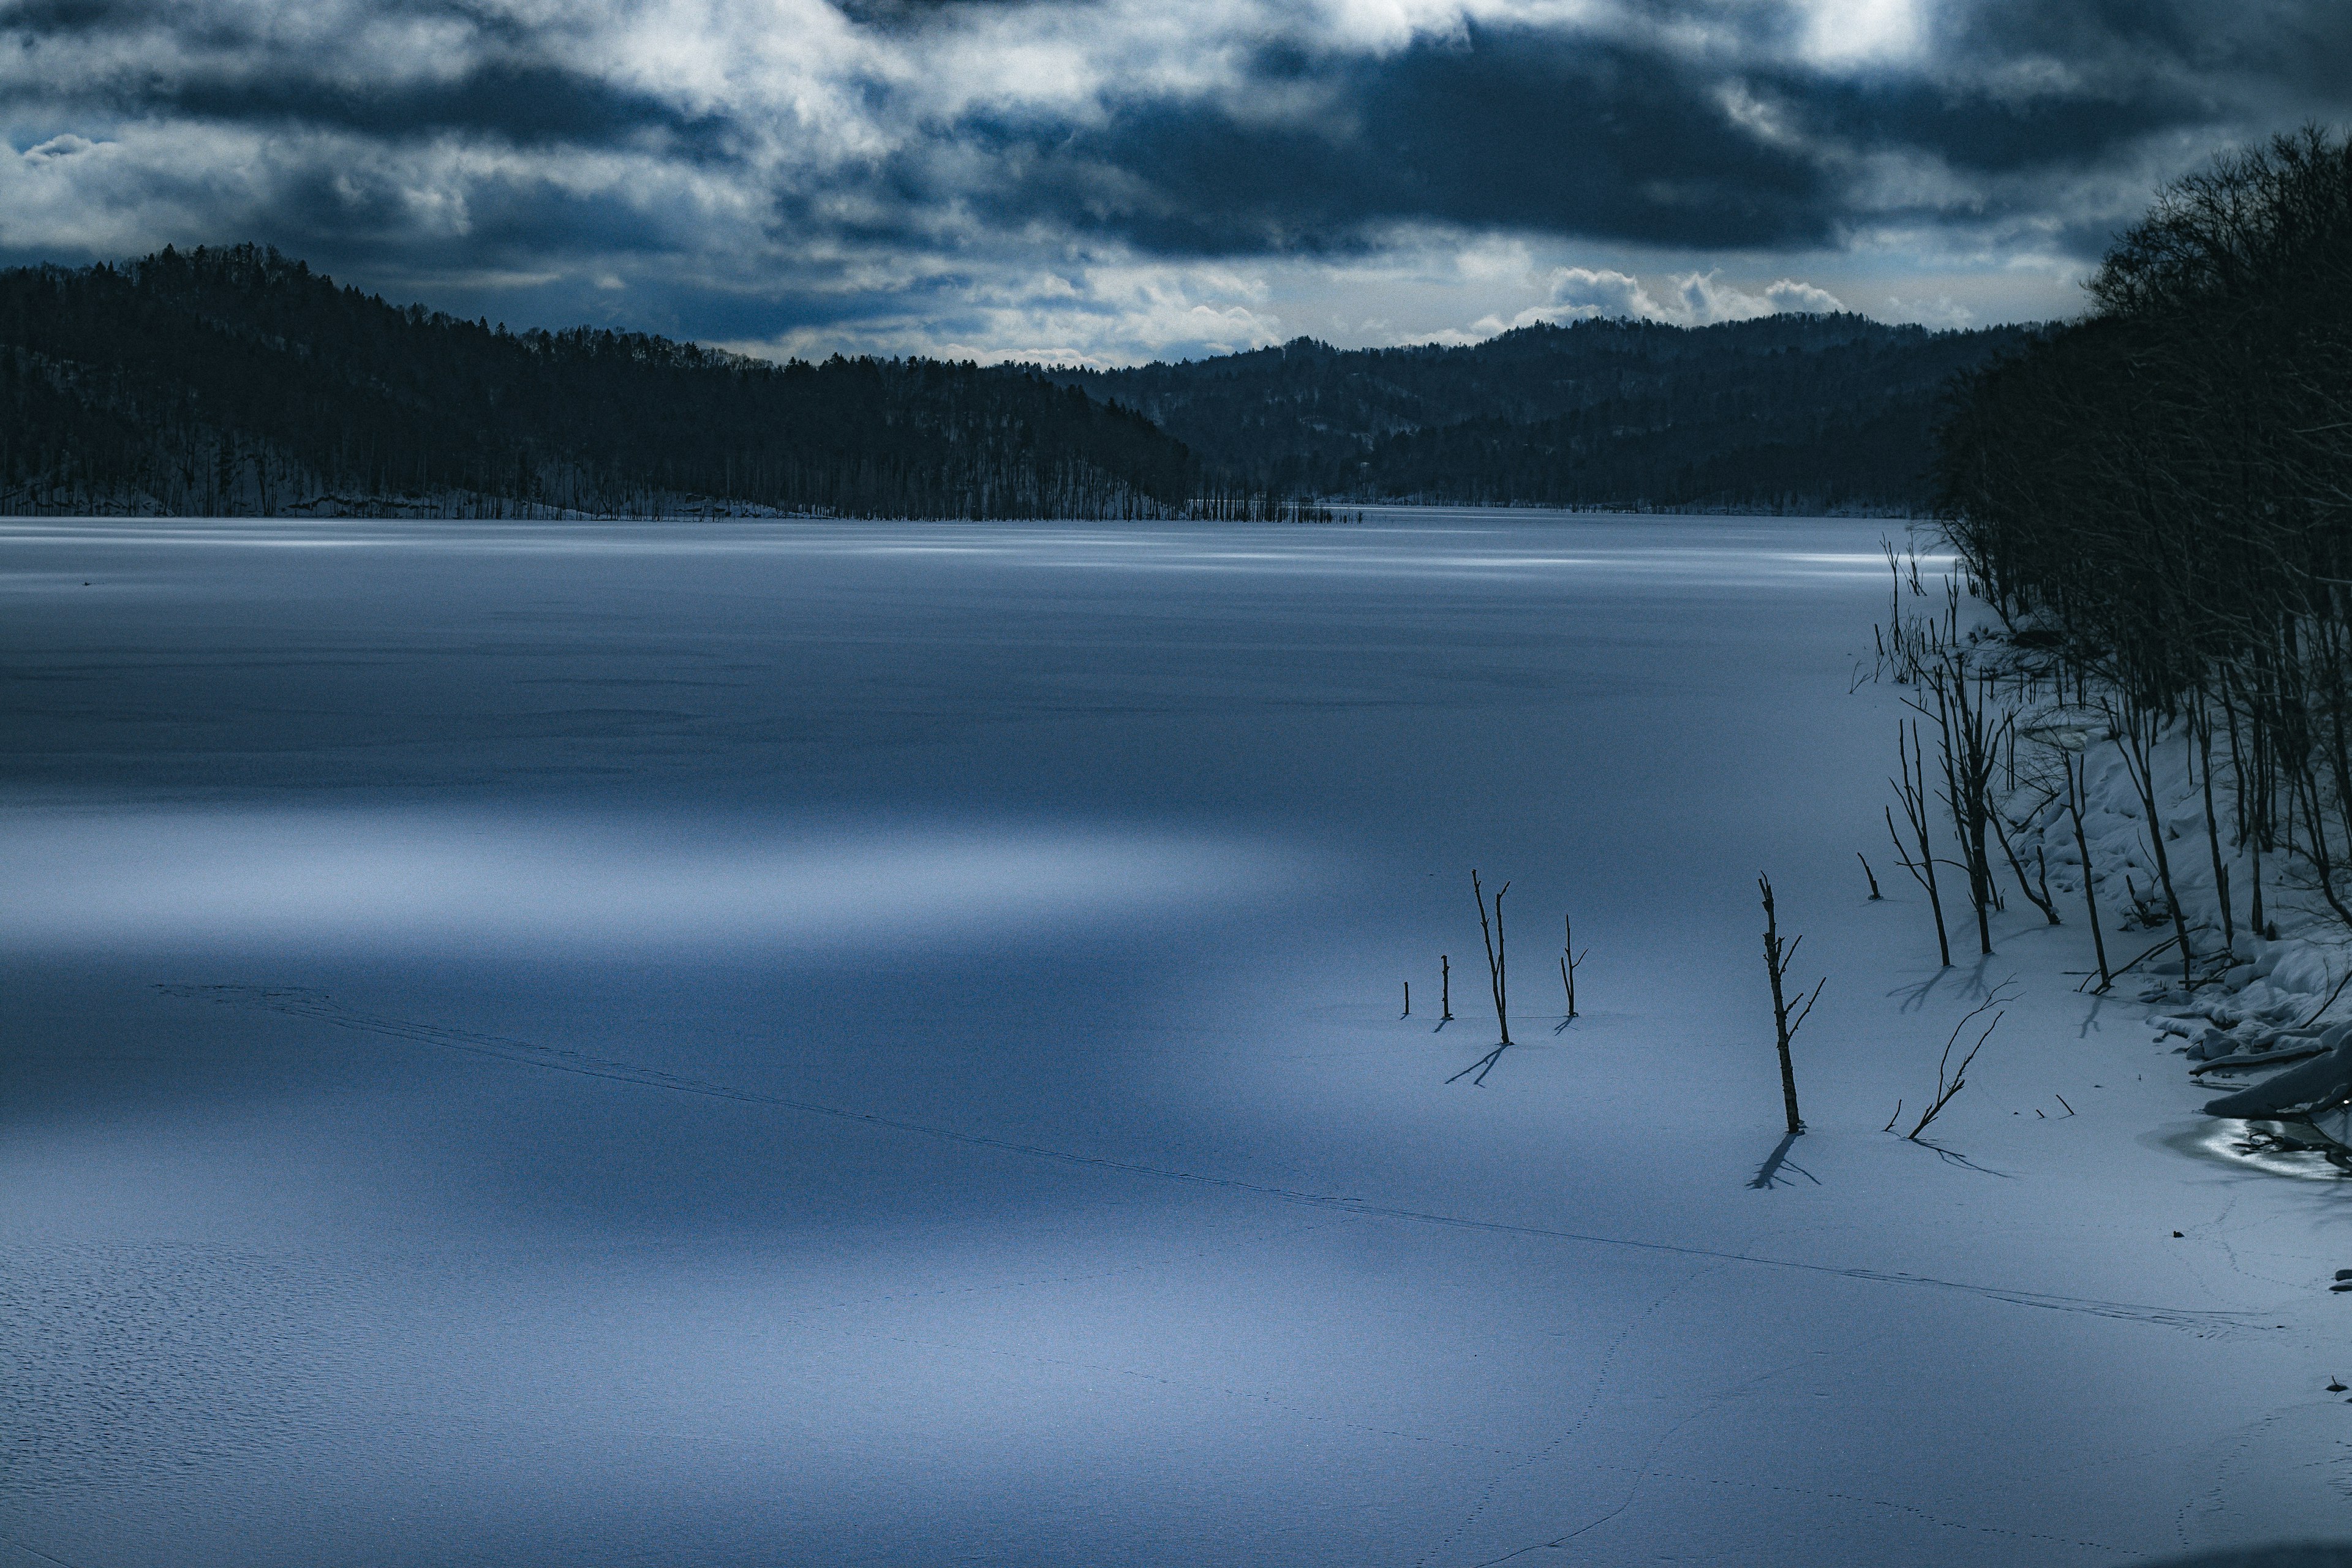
[2,511,2348,1567]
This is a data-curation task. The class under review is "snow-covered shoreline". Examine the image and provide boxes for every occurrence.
[1915,603,2352,1144]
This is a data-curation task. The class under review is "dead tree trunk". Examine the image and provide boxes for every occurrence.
[1447,873,1517,1085]
[2250,838,2267,937]
[1475,872,1510,1046]
[2221,668,2272,937]
[2064,750,2113,990]
[2193,693,2236,956]
[1559,914,1585,1019]
[1758,874,1820,1138]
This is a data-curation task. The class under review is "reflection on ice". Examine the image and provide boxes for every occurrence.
[2171,1117,2352,1181]
[0,513,1938,587]
[0,807,1280,952]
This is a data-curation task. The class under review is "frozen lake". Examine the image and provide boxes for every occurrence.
[1,513,2342,1566]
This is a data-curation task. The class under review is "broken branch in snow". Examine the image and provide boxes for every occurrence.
[2079,931,2181,992]
[1905,985,2012,1142]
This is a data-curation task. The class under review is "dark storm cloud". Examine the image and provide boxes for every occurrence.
[948,31,1836,254]
[1792,74,2204,178]
[932,2,2342,258]
[5,0,2351,353]
[1939,0,2323,80]
[829,0,1020,31]
[160,62,726,151]
[261,159,693,262]
[1,0,710,150]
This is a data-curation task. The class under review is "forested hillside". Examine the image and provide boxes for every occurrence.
[2,243,2038,519]
[0,246,1201,519]
[1052,315,2038,511]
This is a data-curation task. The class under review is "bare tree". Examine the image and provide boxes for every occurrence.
[1886,720,1954,966]
[1447,872,1515,1085]
[1924,648,2004,957]
[1758,875,1822,1138]
[2107,693,2197,984]
[1935,130,2352,962]
[1477,872,1510,1045]
[2190,689,2236,956]
[1989,797,2064,925]
[1559,913,1586,1021]
[2060,748,2114,990]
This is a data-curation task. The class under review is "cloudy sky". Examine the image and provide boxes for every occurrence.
[4,0,2347,364]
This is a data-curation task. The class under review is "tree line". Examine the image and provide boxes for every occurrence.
[5,240,2045,522]
[0,244,1205,519]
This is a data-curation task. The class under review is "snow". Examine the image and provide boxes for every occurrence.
[2,511,2348,1567]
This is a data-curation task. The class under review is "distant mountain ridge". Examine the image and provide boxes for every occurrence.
[1047,315,2042,513]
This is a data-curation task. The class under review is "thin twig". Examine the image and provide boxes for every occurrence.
[2078,932,2180,992]
[2301,962,2352,1028]
[1906,983,2015,1141]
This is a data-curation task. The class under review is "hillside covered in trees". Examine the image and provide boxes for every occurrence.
[0,246,1201,519]
[1050,314,2038,512]
[2,243,2038,519]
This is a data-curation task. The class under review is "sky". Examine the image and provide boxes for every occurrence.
[3,0,2348,366]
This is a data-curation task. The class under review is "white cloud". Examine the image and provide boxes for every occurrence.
[1517,265,1845,328]
[1763,277,1846,314]
[1791,0,1924,67]
[1532,265,1671,322]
